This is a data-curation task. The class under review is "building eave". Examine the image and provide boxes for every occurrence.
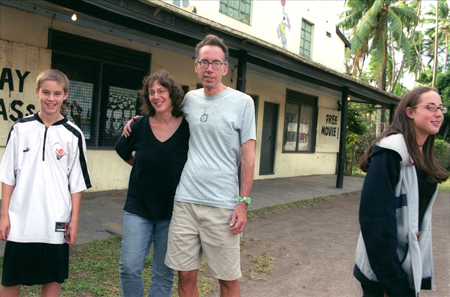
[5,0,400,106]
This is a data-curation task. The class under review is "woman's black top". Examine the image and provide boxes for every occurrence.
[115,115,189,221]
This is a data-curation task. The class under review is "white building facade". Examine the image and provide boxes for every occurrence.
[0,0,399,192]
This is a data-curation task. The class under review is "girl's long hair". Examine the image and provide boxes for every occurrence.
[359,87,449,184]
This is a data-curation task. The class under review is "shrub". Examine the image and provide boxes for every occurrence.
[434,139,450,170]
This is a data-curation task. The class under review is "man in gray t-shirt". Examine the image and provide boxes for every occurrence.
[165,35,256,297]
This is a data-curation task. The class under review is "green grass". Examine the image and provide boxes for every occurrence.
[243,252,274,280]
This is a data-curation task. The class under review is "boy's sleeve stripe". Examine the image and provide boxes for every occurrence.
[62,122,92,189]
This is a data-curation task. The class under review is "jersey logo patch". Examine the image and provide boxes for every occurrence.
[52,142,67,161]
[23,147,30,153]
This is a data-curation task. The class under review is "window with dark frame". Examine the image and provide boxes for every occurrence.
[49,29,150,147]
[300,19,313,59]
[283,89,318,153]
[219,0,252,25]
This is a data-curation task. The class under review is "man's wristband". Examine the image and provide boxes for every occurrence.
[239,196,251,205]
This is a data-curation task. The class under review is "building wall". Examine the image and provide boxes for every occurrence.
[0,4,341,193]
[166,0,345,72]
[246,73,340,179]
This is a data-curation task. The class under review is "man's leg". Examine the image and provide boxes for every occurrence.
[199,206,242,291]
[178,270,199,297]
[165,202,202,296]
[218,279,240,297]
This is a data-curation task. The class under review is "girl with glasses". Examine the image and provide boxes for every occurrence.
[354,87,449,297]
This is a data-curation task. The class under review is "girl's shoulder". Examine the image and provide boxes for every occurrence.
[377,134,409,162]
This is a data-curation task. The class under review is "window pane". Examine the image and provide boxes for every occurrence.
[283,103,299,151]
[305,41,311,50]
[64,81,94,140]
[297,105,313,151]
[306,23,312,32]
[305,32,311,42]
[300,19,313,59]
[220,3,227,13]
[220,0,251,24]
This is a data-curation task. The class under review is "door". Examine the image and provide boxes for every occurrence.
[259,102,278,175]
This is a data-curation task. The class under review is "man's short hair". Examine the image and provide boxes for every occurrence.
[195,34,229,63]
[36,69,70,93]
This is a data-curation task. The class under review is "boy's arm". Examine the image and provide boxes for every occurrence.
[0,183,14,241]
[66,191,82,245]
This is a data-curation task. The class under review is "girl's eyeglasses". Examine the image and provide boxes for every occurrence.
[412,104,448,114]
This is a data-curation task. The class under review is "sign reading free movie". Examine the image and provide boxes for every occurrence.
[316,108,340,153]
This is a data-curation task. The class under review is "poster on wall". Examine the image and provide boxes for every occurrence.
[64,81,93,139]
[297,106,313,151]
[105,86,138,139]
[283,107,298,151]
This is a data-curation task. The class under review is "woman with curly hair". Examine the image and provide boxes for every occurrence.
[115,71,189,297]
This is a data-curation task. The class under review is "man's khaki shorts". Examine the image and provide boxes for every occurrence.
[165,201,241,281]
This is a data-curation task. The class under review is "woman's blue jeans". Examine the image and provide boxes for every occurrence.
[119,211,175,297]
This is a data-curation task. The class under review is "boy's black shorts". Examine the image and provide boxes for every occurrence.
[2,241,69,286]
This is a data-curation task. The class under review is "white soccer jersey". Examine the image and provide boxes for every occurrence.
[0,113,92,244]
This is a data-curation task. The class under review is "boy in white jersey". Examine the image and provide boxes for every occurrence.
[0,69,92,296]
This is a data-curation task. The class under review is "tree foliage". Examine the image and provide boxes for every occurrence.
[339,0,417,90]
[424,0,450,71]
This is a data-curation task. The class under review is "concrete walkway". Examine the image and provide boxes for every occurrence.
[249,175,363,210]
[0,175,364,255]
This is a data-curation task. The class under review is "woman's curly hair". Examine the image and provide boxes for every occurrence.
[139,71,184,117]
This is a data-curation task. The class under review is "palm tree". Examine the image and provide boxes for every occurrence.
[407,31,426,82]
[424,0,450,76]
[339,0,417,91]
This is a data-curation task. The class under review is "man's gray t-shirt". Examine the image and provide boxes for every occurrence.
[174,87,256,209]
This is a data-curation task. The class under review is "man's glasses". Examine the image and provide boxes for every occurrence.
[413,104,448,114]
[197,59,227,70]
